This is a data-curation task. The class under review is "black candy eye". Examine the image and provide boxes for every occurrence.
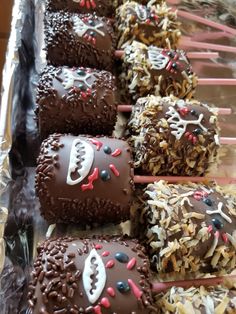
[115,252,129,263]
[167,51,175,58]
[78,83,86,91]
[172,62,178,69]
[103,146,112,154]
[88,19,95,26]
[77,69,86,76]
[204,198,212,206]
[116,281,130,293]
[193,128,202,136]
[100,170,110,181]
[190,109,198,116]
[212,218,223,230]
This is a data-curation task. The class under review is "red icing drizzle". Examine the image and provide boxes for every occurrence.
[81,168,99,191]
[100,298,110,308]
[222,233,228,243]
[111,149,122,157]
[106,260,115,269]
[193,190,208,201]
[128,279,143,299]
[215,231,220,239]
[102,251,110,257]
[109,164,120,177]
[94,305,102,314]
[207,225,213,233]
[89,139,103,151]
[95,244,103,250]
[127,257,136,270]
[80,0,96,8]
[107,287,115,297]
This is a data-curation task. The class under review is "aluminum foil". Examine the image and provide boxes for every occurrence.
[0,0,236,313]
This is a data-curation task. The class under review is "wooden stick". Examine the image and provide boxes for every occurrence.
[180,39,236,53]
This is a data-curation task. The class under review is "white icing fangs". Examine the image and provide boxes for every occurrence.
[66,139,94,185]
[73,16,105,38]
[206,202,232,223]
[148,46,169,70]
[83,249,106,304]
[62,68,93,90]
[135,4,148,21]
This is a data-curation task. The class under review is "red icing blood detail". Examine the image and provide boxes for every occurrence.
[94,305,102,314]
[89,139,103,151]
[102,251,110,257]
[95,244,103,250]
[192,136,197,144]
[180,107,189,116]
[166,61,172,71]
[107,287,115,297]
[92,37,96,45]
[109,164,120,177]
[207,225,213,233]
[111,149,122,157]
[193,191,208,201]
[127,257,136,270]
[81,92,87,99]
[128,279,143,299]
[86,0,90,9]
[100,297,110,308]
[106,260,115,269]
[222,233,228,243]
[80,0,85,7]
[91,0,97,8]
[215,231,220,239]
[81,168,99,191]
[185,132,190,137]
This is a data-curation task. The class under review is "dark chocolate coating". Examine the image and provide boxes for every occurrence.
[45,12,116,70]
[36,66,117,139]
[35,134,134,224]
[46,0,114,16]
[28,237,156,313]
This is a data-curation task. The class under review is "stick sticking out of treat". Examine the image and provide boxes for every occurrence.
[117,105,232,115]
[176,9,236,36]
[191,31,234,41]
[152,276,233,293]
[198,78,236,85]
[180,39,236,53]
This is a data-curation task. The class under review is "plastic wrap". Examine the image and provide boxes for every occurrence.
[0,0,236,313]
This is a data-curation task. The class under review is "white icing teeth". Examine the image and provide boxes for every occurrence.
[73,16,105,38]
[83,249,106,304]
[62,68,93,90]
[148,46,169,70]
[66,139,94,185]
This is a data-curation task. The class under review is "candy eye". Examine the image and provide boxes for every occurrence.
[171,62,178,69]
[103,146,112,154]
[167,51,175,58]
[193,128,202,136]
[88,19,95,26]
[115,252,129,263]
[100,170,111,181]
[212,218,223,230]
[204,198,212,206]
[116,281,130,293]
[77,69,86,76]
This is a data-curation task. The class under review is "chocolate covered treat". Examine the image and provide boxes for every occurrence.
[141,180,236,274]
[121,41,197,100]
[45,12,116,70]
[128,95,220,176]
[46,0,114,16]
[116,2,181,49]
[156,286,236,313]
[28,236,156,313]
[35,134,134,224]
[36,66,116,139]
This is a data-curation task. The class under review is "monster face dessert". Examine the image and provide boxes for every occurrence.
[36,66,116,139]
[116,1,181,49]
[121,41,197,100]
[128,95,220,176]
[27,236,156,313]
[141,181,236,274]
[45,12,116,70]
[35,135,134,225]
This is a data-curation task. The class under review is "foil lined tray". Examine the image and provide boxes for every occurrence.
[1,0,236,313]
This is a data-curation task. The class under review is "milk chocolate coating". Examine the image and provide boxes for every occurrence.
[28,236,156,313]
[116,1,181,49]
[128,95,220,176]
[45,12,116,70]
[46,0,115,16]
[36,66,117,139]
[141,181,236,274]
[35,134,134,224]
[121,41,197,100]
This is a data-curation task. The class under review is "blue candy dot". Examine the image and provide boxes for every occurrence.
[212,218,223,230]
[115,252,129,263]
[100,170,111,181]
[103,146,112,154]
[116,281,130,293]
[204,198,212,206]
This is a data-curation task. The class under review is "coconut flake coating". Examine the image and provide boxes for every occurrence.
[44,12,116,71]
[140,180,236,275]
[36,65,117,139]
[27,236,157,313]
[120,42,197,100]
[128,95,220,176]
[116,1,181,49]
[156,286,236,314]
[35,134,134,225]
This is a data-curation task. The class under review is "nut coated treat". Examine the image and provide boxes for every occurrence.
[128,95,220,176]
[121,41,197,100]
[36,66,116,139]
[156,286,236,313]
[45,12,116,70]
[35,134,134,225]
[116,1,181,49]
[141,180,236,275]
[46,0,115,16]
[28,236,157,313]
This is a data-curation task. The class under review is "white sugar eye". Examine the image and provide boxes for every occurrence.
[83,249,106,304]
[66,139,94,185]
[148,46,169,70]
